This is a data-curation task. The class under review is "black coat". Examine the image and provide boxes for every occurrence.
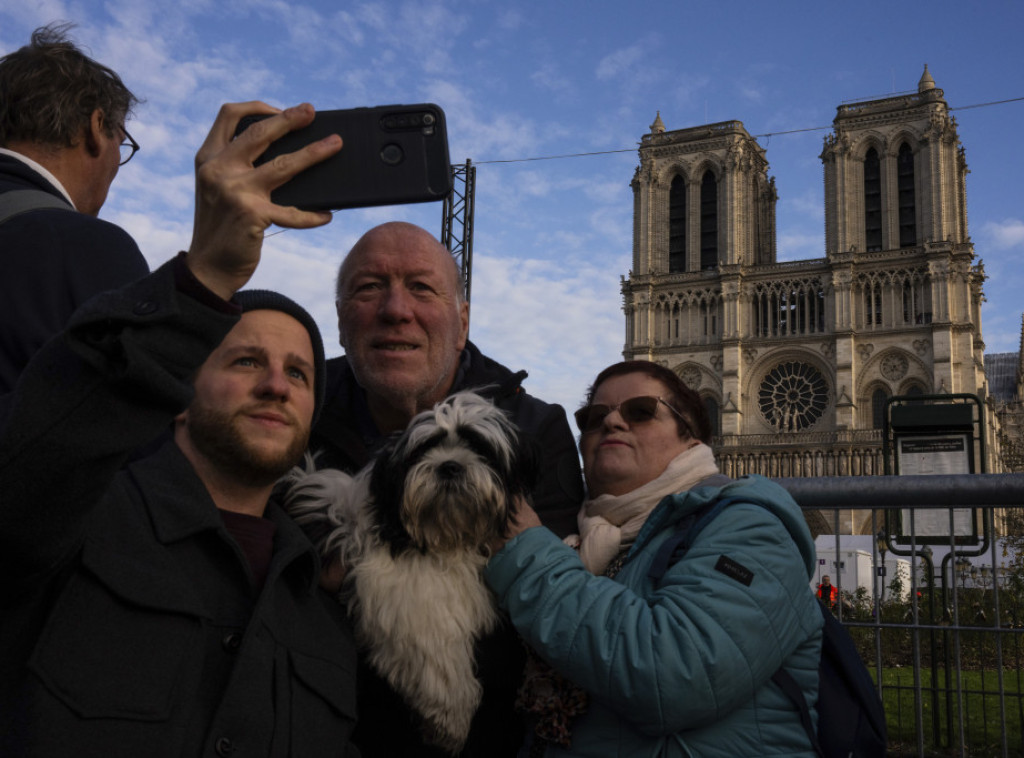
[0,261,359,758]
[312,344,584,536]
[309,346,584,758]
[0,153,149,393]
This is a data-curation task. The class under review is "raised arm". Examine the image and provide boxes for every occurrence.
[185,102,341,298]
[0,103,342,582]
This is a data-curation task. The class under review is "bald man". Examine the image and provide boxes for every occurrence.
[310,221,584,757]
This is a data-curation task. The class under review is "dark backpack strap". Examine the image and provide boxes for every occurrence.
[647,510,704,582]
[771,668,825,758]
[647,495,745,583]
[646,486,831,755]
[0,189,73,225]
[770,671,823,753]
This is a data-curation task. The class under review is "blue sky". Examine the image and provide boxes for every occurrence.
[3,1,1022,416]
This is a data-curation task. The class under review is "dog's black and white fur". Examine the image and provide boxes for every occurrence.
[282,391,537,754]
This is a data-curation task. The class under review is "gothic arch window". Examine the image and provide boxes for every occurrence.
[699,171,718,270]
[865,280,883,326]
[897,143,921,246]
[902,383,925,399]
[757,361,829,432]
[864,147,882,252]
[703,395,720,439]
[900,275,931,324]
[752,279,827,337]
[871,387,889,429]
[669,175,687,273]
[897,143,917,248]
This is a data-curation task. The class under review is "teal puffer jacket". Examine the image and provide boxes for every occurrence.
[485,475,823,757]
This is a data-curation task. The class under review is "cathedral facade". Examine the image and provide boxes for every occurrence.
[621,68,1000,498]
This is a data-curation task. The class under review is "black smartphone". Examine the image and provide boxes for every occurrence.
[234,104,452,211]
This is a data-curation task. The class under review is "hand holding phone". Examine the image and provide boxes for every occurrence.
[234,104,452,212]
[190,103,342,299]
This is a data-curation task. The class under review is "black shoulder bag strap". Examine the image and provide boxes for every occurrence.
[646,474,735,583]
[772,667,825,758]
[0,189,74,226]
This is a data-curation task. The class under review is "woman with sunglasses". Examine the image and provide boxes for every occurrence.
[486,360,822,757]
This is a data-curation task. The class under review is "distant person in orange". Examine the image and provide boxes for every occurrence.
[817,575,838,610]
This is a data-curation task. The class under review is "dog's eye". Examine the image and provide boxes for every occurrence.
[457,426,504,465]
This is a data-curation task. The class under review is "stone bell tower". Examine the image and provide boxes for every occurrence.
[621,67,997,511]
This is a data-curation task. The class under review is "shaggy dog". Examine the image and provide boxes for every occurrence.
[282,392,537,754]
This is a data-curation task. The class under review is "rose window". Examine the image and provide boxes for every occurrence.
[758,361,829,432]
[880,353,909,382]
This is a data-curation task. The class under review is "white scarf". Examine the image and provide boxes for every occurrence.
[568,443,720,574]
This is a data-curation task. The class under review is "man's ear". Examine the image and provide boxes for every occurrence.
[336,299,347,348]
[456,300,469,351]
[84,109,107,157]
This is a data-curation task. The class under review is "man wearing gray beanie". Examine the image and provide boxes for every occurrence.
[0,103,358,757]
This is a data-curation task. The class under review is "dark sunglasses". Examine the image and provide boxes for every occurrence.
[574,395,691,436]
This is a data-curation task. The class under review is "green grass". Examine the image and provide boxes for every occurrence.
[877,667,1024,757]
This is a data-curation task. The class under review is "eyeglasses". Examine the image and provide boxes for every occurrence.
[574,395,692,436]
[119,127,140,165]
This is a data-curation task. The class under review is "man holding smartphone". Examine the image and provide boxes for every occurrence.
[0,103,359,758]
[0,23,149,393]
[309,220,584,757]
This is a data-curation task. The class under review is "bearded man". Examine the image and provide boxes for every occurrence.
[0,102,358,757]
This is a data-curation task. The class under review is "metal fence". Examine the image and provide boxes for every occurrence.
[775,474,1024,758]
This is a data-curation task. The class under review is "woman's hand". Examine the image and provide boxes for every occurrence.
[489,496,542,555]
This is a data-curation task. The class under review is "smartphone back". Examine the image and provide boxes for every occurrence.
[237,104,452,211]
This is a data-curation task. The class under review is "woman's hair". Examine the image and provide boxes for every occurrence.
[582,360,712,444]
[0,23,140,148]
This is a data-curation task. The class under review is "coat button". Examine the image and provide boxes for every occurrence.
[222,632,243,652]
[132,300,159,316]
[215,737,234,756]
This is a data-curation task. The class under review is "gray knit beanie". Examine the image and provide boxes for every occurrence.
[233,289,326,425]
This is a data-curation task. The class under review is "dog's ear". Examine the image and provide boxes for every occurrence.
[368,440,416,555]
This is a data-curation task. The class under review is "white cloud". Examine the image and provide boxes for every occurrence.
[979,307,1023,354]
[777,232,824,261]
[982,219,1024,250]
[596,41,647,81]
[781,190,825,224]
[468,255,625,414]
[738,85,764,104]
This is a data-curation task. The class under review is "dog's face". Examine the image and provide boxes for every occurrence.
[368,392,538,555]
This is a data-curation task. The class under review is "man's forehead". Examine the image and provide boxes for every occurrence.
[346,243,456,281]
[224,309,313,357]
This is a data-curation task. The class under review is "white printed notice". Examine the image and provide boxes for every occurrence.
[897,435,973,538]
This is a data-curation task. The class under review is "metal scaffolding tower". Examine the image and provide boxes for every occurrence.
[440,160,476,311]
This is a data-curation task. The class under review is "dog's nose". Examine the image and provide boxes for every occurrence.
[437,460,463,479]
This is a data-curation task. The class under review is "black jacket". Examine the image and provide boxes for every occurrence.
[311,343,584,536]
[0,153,149,393]
[309,344,584,758]
[0,261,359,757]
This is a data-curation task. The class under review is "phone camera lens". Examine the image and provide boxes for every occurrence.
[422,113,435,126]
[380,143,404,166]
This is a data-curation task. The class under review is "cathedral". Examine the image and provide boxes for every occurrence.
[621,67,1008,507]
